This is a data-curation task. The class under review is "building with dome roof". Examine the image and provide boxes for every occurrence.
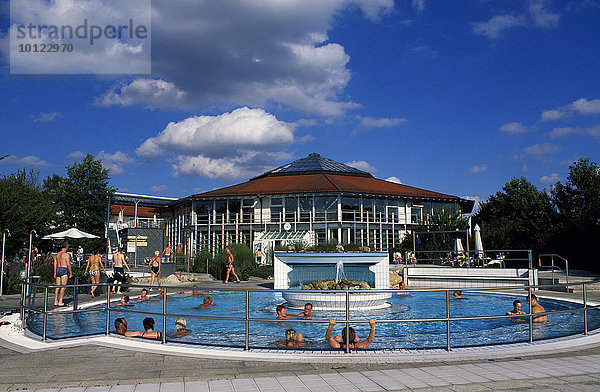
[162,153,474,256]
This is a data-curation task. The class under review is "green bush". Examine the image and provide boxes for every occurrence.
[192,248,212,273]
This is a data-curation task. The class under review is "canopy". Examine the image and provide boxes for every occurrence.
[42,227,100,240]
[474,224,484,259]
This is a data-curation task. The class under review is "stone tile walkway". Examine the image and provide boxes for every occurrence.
[2,349,600,391]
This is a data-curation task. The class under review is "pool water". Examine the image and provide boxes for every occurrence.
[27,290,600,350]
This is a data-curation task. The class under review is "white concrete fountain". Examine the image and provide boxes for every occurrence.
[274,253,392,311]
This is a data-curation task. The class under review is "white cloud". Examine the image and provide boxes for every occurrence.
[92,0,393,116]
[97,79,186,109]
[499,122,532,135]
[173,151,286,179]
[137,107,296,179]
[587,124,600,138]
[31,111,63,122]
[546,127,576,139]
[97,151,134,175]
[411,0,426,12]
[472,14,525,39]
[541,108,569,121]
[539,173,561,184]
[468,164,488,174]
[356,115,407,129]
[351,0,394,21]
[137,107,294,159]
[541,98,600,121]
[572,98,600,115]
[385,176,402,184]
[345,160,377,173]
[67,151,86,160]
[0,155,51,167]
[522,143,560,160]
[472,0,560,40]
[151,185,167,192]
[297,134,315,143]
[529,0,560,28]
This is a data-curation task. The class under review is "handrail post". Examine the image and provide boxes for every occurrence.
[162,287,167,344]
[345,290,350,354]
[245,290,249,351]
[583,283,588,336]
[565,258,569,293]
[446,290,451,351]
[42,286,48,341]
[105,284,111,336]
[528,285,533,344]
[20,281,25,327]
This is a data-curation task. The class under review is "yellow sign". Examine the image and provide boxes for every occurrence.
[127,235,147,247]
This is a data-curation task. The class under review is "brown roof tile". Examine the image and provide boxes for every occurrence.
[194,173,460,201]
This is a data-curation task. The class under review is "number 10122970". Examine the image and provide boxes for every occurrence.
[18,43,74,53]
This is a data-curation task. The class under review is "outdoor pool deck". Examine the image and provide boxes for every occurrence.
[1,275,600,391]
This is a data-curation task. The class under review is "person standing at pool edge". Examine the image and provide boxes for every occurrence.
[112,247,130,294]
[85,249,106,298]
[149,250,161,287]
[53,243,72,306]
[223,246,240,283]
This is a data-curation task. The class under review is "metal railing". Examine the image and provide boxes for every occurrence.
[19,280,600,351]
[539,254,570,291]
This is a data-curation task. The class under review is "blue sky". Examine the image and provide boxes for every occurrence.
[1,0,599,206]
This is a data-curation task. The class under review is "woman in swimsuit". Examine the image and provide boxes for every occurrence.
[141,317,162,339]
[149,250,161,288]
[85,250,107,298]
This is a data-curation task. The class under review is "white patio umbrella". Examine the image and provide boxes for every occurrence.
[474,224,484,259]
[42,227,100,240]
[453,238,464,254]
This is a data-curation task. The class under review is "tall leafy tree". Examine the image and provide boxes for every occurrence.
[47,154,115,241]
[551,158,600,270]
[474,177,556,253]
[0,170,55,257]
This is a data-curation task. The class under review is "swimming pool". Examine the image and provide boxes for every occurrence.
[26,290,600,350]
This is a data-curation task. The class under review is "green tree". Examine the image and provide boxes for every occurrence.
[551,158,600,270]
[398,207,469,261]
[474,177,556,253]
[0,170,55,257]
[45,154,115,250]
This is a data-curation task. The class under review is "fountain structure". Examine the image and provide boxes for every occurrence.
[274,253,392,311]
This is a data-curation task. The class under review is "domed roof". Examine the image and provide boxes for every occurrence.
[252,153,372,179]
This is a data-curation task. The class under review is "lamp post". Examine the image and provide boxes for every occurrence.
[1,229,10,297]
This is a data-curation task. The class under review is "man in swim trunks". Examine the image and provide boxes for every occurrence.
[223,246,240,283]
[114,318,142,337]
[326,319,376,349]
[297,303,314,319]
[162,244,173,263]
[149,250,161,287]
[85,249,106,298]
[53,243,72,306]
[112,248,130,294]
[527,294,548,323]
